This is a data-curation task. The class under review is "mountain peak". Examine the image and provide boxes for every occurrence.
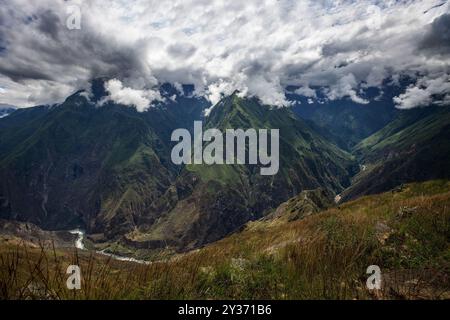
[90,78,109,102]
[230,89,241,97]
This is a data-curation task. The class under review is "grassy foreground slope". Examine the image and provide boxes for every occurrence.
[1,180,449,299]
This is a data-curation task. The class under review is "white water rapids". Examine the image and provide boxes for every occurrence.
[69,229,85,250]
[68,229,150,265]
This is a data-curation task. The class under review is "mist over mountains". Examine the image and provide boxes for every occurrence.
[0,104,16,119]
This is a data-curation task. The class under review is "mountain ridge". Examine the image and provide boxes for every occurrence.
[341,106,450,200]
[1,81,449,253]
[0,86,357,253]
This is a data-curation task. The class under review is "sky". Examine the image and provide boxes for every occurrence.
[0,0,449,110]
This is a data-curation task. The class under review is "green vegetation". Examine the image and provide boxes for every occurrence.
[0,92,357,251]
[292,95,399,150]
[342,106,450,201]
[354,107,450,161]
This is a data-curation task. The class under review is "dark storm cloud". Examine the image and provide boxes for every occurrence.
[0,65,54,82]
[0,4,155,89]
[321,40,369,57]
[37,10,61,41]
[419,13,450,55]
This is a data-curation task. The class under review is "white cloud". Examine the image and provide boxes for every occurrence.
[104,79,163,112]
[0,0,449,109]
[394,74,450,109]
[294,86,317,98]
[206,79,237,107]
[324,73,369,104]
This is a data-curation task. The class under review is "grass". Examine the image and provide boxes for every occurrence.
[1,180,449,300]
[354,107,450,162]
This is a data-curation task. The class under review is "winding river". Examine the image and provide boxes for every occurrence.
[69,229,151,265]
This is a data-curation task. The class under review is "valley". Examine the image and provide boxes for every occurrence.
[1,0,449,303]
[0,85,358,255]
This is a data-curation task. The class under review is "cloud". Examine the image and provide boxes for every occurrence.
[419,13,450,56]
[394,74,450,109]
[324,73,369,104]
[294,86,317,98]
[0,0,449,109]
[103,79,163,112]
[206,79,237,106]
[167,43,197,59]
[37,10,61,41]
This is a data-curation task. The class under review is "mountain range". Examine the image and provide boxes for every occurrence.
[0,80,449,255]
[0,104,16,119]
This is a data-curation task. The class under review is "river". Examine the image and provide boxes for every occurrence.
[68,229,151,265]
[69,229,85,250]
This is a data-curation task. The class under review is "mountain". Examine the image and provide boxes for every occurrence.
[0,104,17,119]
[0,82,208,242]
[2,79,446,254]
[0,84,356,253]
[1,82,449,300]
[128,93,357,251]
[288,83,407,150]
[341,106,450,200]
[266,188,335,222]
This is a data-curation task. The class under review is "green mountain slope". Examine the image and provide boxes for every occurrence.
[0,87,208,240]
[341,106,450,200]
[0,88,358,253]
[291,89,401,150]
[129,93,357,251]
